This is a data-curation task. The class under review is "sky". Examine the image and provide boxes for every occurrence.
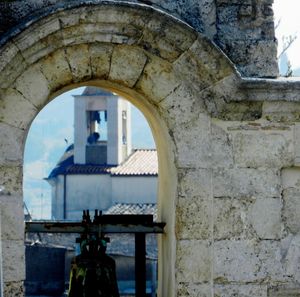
[24,1,299,219]
[273,0,300,74]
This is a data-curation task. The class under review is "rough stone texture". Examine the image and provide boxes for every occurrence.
[160,83,206,129]
[282,168,300,235]
[0,88,37,129]
[177,240,212,283]
[0,123,24,166]
[89,43,114,80]
[38,48,73,93]
[178,283,212,297]
[109,45,148,88]
[0,166,22,196]
[210,123,234,168]
[249,198,283,240]
[2,240,25,282]
[136,56,180,103]
[178,168,212,199]
[3,281,24,297]
[263,102,300,123]
[13,64,50,109]
[268,288,300,297]
[215,0,278,77]
[214,240,261,283]
[214,240,287,283]
[282,188,300,235]
[213,168,281,199]
[0,196,24,241]
[176,196,212,240]
[173,113,211,169]
[213,198,253,240]
[214,284,268,297]
[173,38,234,95]
[0,0,278,77]
[233,131,294,168]
[64,44,92,83]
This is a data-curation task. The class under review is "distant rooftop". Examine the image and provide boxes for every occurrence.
[47,147,158,178]
[111,149,157,176]
[104,203,157,220]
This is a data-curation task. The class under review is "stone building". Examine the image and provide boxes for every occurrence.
[47,86,158,220]
[2,1,300,296]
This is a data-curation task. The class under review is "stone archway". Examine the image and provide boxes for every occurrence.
[0,2,239,296]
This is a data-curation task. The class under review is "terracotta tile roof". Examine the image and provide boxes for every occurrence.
[111,149,158,176]
[104,203,157,220]
[47,148,158,178]
[65,165,112,174]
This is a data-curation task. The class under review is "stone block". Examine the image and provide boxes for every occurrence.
[109,45,148,88]
[214,240,261,282]
[2,240,25,282]
[61,22,141,46]
[21,31,64,65]
[282,188,300,234]
[295,123,300,166]
[176,196,212,240]
[178,168,212,198]
[94,5,150,28]
[258,241,287,282]
[64,44,92,83]
[268,288,300,297]
[136,56,180,103]
[282,168,300,189]
[0,42,19,73]
[176,240,212,283]
[160,84,206,129]
[214,284,268,297]
[0,88,37,129]
[249,198,282,239]
[0,123,24,166]
[0,51,27,89]
[213,168,281,198]
[38,49,73,92]
[174,37,234,93]
[0,166,22,196]
[210,123,234,168]
[174,113,212,169]
[3,281,24,297]
[262,102,300,123]
[177,283,212,297]
[233,131,294,168]
[12,16,60,53]
[89,43,114,79]
[213,198,252,240]
[282,234,300,282]
[0,195,24,240]
[14,64,50,109]
[138,15,196,62]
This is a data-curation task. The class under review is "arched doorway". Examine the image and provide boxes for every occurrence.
[0,3,238,296]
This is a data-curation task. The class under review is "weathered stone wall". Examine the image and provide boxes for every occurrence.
[0,0,278,78]
[0,2,299,297]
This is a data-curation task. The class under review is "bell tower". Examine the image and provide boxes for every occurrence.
[73,87,132,165]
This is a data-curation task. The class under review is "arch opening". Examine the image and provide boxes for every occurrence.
[23,83,176,297]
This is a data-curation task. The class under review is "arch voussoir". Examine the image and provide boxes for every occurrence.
[108,45,148,88]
